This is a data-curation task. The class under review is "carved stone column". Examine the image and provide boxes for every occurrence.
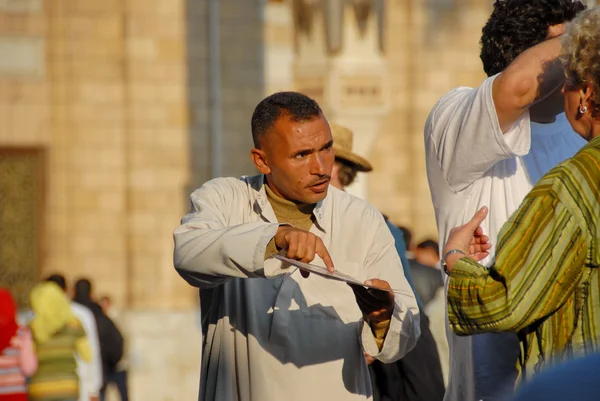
[292,0,390,200]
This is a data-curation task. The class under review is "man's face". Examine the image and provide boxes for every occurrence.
[255,114,334,204]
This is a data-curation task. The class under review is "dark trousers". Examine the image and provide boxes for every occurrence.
[100,370,129,401]
[370,313,445,401]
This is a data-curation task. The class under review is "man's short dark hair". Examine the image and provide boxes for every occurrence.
[251,91,323,148]
[480,0,585,77]
[46,274,67,291]
[417,239,440,256]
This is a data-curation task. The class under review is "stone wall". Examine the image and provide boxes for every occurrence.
[35,0,194,309]
[0,0,201,399]
[187,0,264,191]
[106,310,202,401]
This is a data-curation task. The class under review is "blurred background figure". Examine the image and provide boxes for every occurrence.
[73,282,127,401]
[415,239,441,268]
[507,352,600,401]
[98,297,111,317]
[399,228,443,308]
[97,295,129,401]
[46,275,103,401]
[28,282,91,401]
[0,289,37,401]
[399,226,448,384]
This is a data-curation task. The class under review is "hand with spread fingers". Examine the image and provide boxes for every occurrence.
[443,206,493,274]
[349,279,395,322]
[274,226,334,278]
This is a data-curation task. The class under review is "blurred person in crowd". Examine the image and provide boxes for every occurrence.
[415,239,440,268]
[329,123,444,401]
[98,297,111,317]
[97,294,129,401]
[46,275,102,401]
[173,91,419,401]
[0,289,37,401]
[507,352,600,401]
[424,1,587,400]
[396,227,443,308]
[398,227,414,258]
[407,244,443,308]
[398,231,449,384]
[28,282,91,401]
[73,281,126,401]
[440,4,600,391]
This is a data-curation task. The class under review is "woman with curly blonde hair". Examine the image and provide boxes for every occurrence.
[562,7,600,140]
[438,5,600,393]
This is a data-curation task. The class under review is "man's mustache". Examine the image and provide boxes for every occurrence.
[307,175,331,186]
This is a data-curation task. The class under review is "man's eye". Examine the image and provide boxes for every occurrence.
[295,153,306,159]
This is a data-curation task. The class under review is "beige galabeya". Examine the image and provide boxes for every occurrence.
[330,123,373,172]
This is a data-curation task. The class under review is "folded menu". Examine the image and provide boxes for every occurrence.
[274,255,411,296]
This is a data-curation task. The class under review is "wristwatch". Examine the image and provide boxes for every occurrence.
[441,249,466,276]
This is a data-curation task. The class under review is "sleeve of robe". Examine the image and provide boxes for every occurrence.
[173,178,290,290]
[360,209,421,363]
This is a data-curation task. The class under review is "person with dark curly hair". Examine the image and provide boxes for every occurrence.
[442,6,600,401]
[424,1,586,401]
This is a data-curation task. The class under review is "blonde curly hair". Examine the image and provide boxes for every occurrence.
[562,7,600,114]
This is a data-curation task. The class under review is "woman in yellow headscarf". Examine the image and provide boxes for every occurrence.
[28,282,91,401]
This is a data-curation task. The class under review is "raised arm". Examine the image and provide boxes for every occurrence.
[426,37,564,192]
[447,190,589,335]
[493,36,564,132]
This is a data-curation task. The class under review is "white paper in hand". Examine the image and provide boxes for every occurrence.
[274,255,411,296]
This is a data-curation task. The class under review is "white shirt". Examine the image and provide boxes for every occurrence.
[173,175,420,401]
[424,75,586,401]
[71,302,103,401]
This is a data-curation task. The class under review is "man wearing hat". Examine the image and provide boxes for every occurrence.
[329,124,373,188]
[329,123,445,401]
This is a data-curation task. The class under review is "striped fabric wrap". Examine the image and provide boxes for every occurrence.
[0,329,29,397]
[28,323,85,401]
[448,136,600,383]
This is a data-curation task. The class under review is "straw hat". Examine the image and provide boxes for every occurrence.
[330,123,373,172]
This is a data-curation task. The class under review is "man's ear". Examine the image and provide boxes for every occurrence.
[250,148,271,175]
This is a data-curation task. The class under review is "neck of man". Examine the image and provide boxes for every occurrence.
[264,178,315,213]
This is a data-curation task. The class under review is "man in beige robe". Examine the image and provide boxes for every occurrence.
[174,92,419,401]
